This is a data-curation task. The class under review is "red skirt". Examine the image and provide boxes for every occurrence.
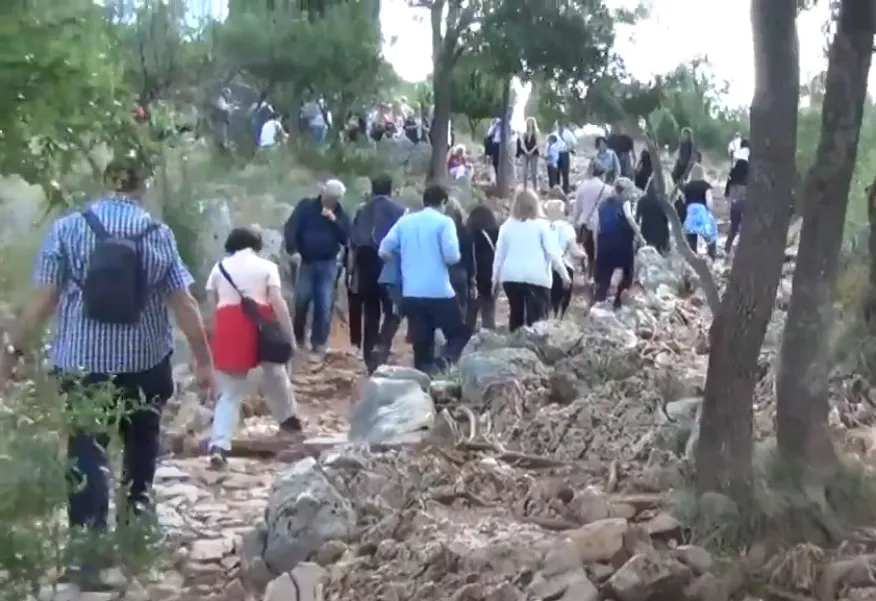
[211,302,276,372]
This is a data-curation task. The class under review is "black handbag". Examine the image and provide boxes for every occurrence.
[218,262,293,364]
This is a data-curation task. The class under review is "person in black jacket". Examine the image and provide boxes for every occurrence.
[283,180,351,355]
[635,178,670,254]
[464,204,499,330]
[724,139,750,253]
[634,149,653,191]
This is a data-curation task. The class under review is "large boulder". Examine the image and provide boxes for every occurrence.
[261,457,357,576]
[348,367,435,442]
[456,347,548,408]
[463,320,585,365]
[635,246,682,294]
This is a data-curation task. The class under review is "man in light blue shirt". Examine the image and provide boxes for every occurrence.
[379,185,470,374]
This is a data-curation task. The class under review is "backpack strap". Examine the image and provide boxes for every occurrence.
[132,222,162,242]
[81,210,111,240]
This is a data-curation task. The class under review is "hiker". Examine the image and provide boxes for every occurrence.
[251,96,275,146]
[593,136,621,184]
[681,164,718,259]
[205,227,301,468]
[492,189,570,331]
[728,131,743,165]
[671,127,698,185]
[634,149,653,191]
[725,144,750,253]
[258,111,287,149]
[347,174,405,372]
[444,197,475,318]
[517,117,540,189]
[465,204,499,330]
[572,162,613,281]
[301,98,327,145]
[555,121,577,194]
[403,113,421,143]
[545,199,583,318]
[607,130,635,179]
[635,177,670,255]
[447,145,468,179]
[593,177,646,309]
[212,88,233,149]
[545,133,561,189]
[485,117,502,178]
[378,185,469,374]
[0,157,213,590]
[283,180,350,356]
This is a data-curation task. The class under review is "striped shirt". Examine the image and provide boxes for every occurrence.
[34,197,194,374]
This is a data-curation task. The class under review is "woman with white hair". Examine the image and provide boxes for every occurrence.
[544,199,584,317]
[492,189,570,331]
[593,177,646,309]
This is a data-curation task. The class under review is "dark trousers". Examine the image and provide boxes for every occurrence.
[558,151,571,193]
[594,240,635,306]
[63,354,174,530]
[349,284,401,371]
[465,292,496,331]
[686,233,716,259]
[402,297,470,374]
[547,165,560,189]
[503,282,549,332]
[577,225,596,278]
[550,266,574,317]
[726,198,745,253]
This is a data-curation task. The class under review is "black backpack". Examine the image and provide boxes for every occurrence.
[218,262,293,365]
[79,210,161,325]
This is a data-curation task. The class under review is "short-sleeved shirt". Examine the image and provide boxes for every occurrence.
[33,197,193,374]
[550,220,577,269]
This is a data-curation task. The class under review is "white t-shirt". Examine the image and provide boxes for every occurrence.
[550,220,578,269]
[259,119,284,147]
[206,249,282,308]
[492,217,568,288]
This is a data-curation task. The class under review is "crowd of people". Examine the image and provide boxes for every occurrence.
[0,115,752,591]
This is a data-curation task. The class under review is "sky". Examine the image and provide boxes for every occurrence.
[379,0,869,109]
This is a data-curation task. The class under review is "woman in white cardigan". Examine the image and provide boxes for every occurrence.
[492,189,570,331]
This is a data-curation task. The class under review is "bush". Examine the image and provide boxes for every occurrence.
[0,361,165,600]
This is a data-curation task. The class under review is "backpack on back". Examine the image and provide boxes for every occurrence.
[79,210,160,325]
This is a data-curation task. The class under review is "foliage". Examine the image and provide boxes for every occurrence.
[449,55,505,133]
[0,362,166,600]
[219,2,390,119]
[0,0,148,210]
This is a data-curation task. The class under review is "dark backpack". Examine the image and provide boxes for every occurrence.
[597,199,633,239]
[79,210,161,325]
[218,262,293,365]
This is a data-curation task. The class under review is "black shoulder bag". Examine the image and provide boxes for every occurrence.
[218,262,293,364]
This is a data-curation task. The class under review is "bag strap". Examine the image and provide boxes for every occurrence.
[218,261,242,296]
[480,230,495,252]
[81,210,111,241]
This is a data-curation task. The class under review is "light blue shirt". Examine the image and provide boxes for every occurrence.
[545,141,561,166]
[379,207,460,298]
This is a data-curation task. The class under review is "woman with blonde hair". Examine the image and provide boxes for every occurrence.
[544,199,584,317]
[493,188,570,331]
[517,117,540,189]
[680,163,718,259]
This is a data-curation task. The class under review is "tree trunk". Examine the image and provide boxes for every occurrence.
[428,68,452,186]
[776,0,874,481]
[496,79,515,198]
[694,0,800,504]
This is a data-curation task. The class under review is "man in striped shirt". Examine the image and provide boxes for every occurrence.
[1,158,214,590]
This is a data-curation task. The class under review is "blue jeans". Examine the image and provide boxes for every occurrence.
[293,259,338,350]
[309,122,327,145]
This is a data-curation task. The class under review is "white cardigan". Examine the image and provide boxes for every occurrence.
[492,217,569,289]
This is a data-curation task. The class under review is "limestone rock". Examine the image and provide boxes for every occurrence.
[456,347,548,408]
[567,518,629,564]
[349,376,435,442]
[262,458,356,575]
[606,550,692,601]
[371,364,431,391]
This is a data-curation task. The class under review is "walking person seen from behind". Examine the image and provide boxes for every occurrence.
[544,199,584,318]
[0,157,214,591]
[283,180,350,357]
[492,188,570,331]
[378,185,470,374]
[465,204,500,330]
[205,226,302,469]
[593,177,646,309]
